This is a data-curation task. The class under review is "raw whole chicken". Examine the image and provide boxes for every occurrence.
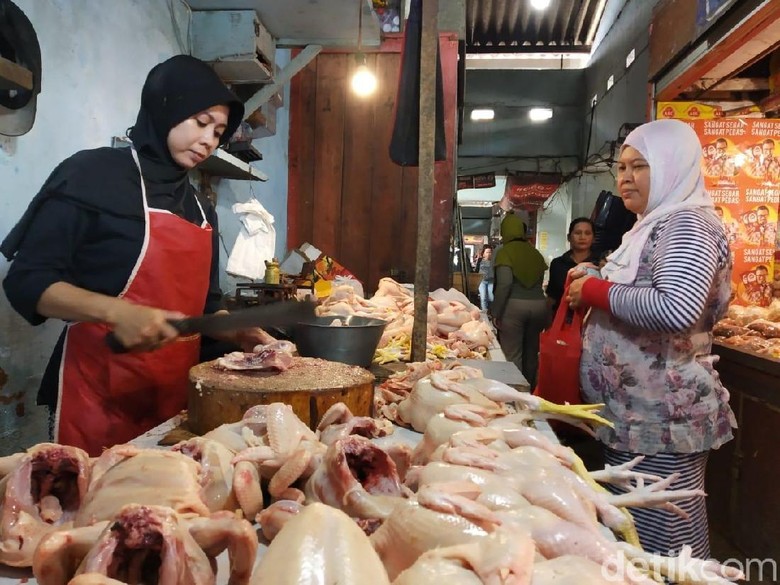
[251,502,390,585]
[406,461,531,511]
[411,404,501,465]
[0,443,91,567]
[531,555,631,585]
[370,496,494,580]
[75,445,210,527]
[231,403,325,508]
[171,437,239,512]
[392,527,535,585]
[448,320,495,349]
[435,301,480,334]
[374,277,411,300]
[396,367,504,432]
[438,433,705,545]
[304,435,407,519]
[34,504,257,585]
[497,505,731,585]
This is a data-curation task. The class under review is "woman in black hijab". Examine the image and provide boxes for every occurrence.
[1,55,263,455]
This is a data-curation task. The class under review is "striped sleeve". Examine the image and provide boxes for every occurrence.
[608,210,728,332]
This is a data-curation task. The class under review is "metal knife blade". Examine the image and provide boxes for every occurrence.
[106,300,316,353]
[169,300,316,336]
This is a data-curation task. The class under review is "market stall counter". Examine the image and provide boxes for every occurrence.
[707,341,780,564]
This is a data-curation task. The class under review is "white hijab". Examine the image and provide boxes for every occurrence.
[601,119,717,284]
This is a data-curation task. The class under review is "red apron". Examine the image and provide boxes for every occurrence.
[55,147,212,456]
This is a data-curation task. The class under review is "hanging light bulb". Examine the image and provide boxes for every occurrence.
[350,0,377,97]
[352,54,377,96]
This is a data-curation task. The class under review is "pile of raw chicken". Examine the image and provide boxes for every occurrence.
[713,300,780,359]
[0,364,743,585]
[316,277,497,363]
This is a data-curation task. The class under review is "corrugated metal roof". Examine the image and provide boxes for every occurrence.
[466,0,608,53]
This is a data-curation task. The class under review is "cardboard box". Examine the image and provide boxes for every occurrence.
[313,254,356,282]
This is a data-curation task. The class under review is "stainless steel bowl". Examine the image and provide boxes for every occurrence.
[293,315,388,368]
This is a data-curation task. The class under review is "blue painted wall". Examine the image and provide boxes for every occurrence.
[0,0,290,453]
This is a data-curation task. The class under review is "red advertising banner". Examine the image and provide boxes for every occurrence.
[504,174,561,210]
[690,118,780,306]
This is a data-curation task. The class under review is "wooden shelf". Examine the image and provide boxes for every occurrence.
[111,137,268,182]
[200,148,268,181]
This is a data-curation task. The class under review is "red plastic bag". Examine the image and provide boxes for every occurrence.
[533,279,584,405]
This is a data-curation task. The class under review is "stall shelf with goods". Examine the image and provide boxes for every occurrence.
[706,339,780,566]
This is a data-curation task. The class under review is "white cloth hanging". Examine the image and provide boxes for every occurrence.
[226,198,276,280]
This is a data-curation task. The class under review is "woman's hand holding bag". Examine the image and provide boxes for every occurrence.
[534,276,585,406]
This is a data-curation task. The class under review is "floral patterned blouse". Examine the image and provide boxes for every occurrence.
[580,210,737,454]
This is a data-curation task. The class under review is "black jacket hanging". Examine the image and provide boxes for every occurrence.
[389,0,446,166]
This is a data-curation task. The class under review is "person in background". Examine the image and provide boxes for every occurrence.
[1,55,270,456]
[490,214,548,388]
[545,217,597,315]
[566,119,736,558]
[475,244,494,312]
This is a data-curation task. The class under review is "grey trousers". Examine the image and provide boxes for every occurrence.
[498,298,549,389]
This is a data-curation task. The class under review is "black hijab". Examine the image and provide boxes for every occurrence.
[2,55,244,260]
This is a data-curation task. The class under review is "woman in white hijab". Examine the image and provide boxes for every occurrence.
[567,119,737,558]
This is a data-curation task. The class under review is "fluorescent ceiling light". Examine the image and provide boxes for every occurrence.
[530,0,551,9]
[471,109,495,121]
[529,107,553,122]
[465,52,589,71]
[626,48,635,68]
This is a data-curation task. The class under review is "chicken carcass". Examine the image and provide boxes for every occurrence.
[396,368,504,432]
[411,404,501,465]
[304,435,407,519]
[0,443,91,567]
[448,320,495,350]
[171,437,239,513]
[497,505,743,585]
[374,278,411,301]
[370,487,498,581]
[531,555,631,585]
[231,404,325,506]
[75,446,210,527]
[434,302,478,335]
[252,502,390,585]
[34,504,257,585]
[392,527,535,585]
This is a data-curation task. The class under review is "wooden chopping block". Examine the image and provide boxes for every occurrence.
[188,356,375,434]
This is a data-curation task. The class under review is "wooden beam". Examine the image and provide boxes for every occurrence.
[697,90,757,101]
[411,0,438,363]
[243,44,322,122]
[701,77,770,92]
[0,56,33,91]
[656,0,780,101]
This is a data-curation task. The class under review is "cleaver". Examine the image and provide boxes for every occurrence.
[106,300,316,353]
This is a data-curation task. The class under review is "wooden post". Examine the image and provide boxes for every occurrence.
[411,0,438,363]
